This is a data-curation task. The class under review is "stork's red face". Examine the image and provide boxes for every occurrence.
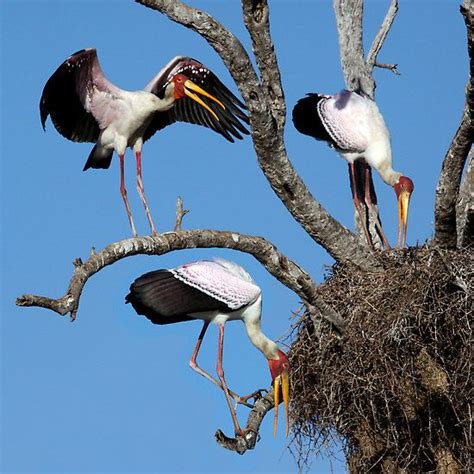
[394,176,414,248]
[268,350,290,437]
[171,73,224,121]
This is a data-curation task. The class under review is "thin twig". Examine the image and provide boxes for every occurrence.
[174,196,189,231]
[375,62,401,75]
[367,0,399,70]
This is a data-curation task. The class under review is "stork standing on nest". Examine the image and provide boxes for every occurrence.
[40,49,249,236]
[292,90,414,248]
[126,258,289,437]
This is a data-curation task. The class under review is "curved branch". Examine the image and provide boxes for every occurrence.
[135,0,379,271]
[16,230,345,332]
[434,3,474,249]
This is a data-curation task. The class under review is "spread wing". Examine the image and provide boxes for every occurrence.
[143,56,249,143]
[317,90,369,153]
[40,48,121,143]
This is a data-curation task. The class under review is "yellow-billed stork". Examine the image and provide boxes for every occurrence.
[292,90,413,248]
[40,49,249,236]
[125,258,289,437]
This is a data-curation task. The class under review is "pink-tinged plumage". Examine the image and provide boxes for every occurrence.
[171,259,261,310]
[126,258,289,437]
[292,90,414,247]
[40,48,249,236]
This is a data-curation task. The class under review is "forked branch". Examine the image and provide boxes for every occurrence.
[136,0,379,271]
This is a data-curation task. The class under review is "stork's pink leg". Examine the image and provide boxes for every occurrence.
[348,163,373,248]
[189,322,253,409]
[363,165,391,249]
[119,154,137,237]
[135,151,158,236]
[217,323,244,436]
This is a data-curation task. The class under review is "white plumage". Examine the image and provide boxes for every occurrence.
[293,89,414,247]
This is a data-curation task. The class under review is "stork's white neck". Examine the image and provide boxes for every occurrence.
[377,162,402,187]
[245,322,280,360]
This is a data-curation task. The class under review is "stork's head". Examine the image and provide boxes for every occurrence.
[170,73,224,121]
[393,176,414,248]
[268,349,290,437]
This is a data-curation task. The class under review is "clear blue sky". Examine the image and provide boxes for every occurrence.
[1,1,467,472]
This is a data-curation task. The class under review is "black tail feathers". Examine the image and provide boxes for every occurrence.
[83,145,113,171]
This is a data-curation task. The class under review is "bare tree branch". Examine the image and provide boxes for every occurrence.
[135,0,380,271]
[16,230,345,331]
[367,0,399,70]
[215,390,277,454]
[174,196,189,231]
[456,150,473,248]
[434,3,474,249]
[375,62,400,75]
[241,0,286,129]
[333,0,374,97]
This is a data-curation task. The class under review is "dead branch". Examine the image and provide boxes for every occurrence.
[135,0,380,271]
[367,0,399,71]
[241,0,286,129]
[434,3,474,249]
[215,389,277,454]
[333,0,374,97]
[375,62,401,75]
[16,229,345,331]
[174,196,189,231]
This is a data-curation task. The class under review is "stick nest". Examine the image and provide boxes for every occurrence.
[289,246,473,472]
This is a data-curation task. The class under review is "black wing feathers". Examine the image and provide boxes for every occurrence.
[292,93,336,146]
[40,49,101,143]
[126,270,232,325]
[144,58,249,143]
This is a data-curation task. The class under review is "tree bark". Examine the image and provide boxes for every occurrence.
[433,3,473,249]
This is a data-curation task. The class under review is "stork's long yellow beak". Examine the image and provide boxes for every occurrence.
[397,190,411,248]
[184,80,225,121]
[273,369,289,437]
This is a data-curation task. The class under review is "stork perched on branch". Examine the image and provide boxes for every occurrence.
[126,258,289,437]
[40,49,249,236]
[292,90,413,248]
